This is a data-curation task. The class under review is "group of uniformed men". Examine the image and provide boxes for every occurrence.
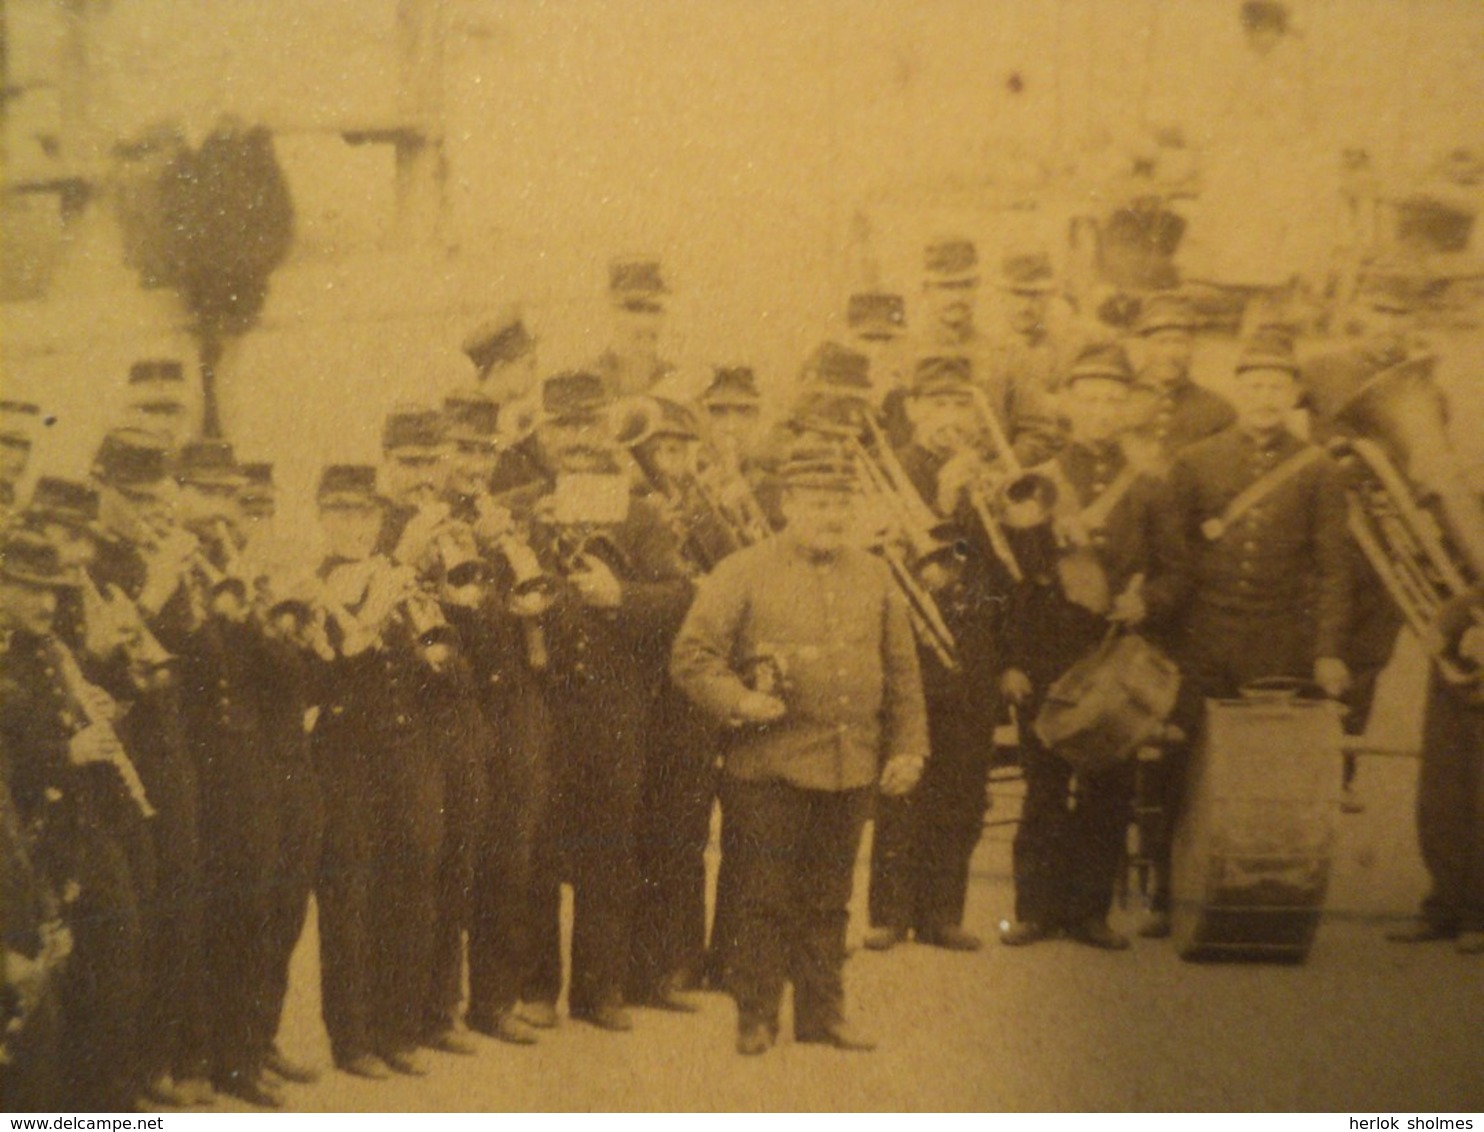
[3,237,1482,1108]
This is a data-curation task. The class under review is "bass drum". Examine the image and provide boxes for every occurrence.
[1171,682,1344,963]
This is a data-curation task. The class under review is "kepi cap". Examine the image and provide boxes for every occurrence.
[1064,342,1135,387]
[997,251,1056,293]
[847,292,907,339]
[0,530,79,589]
[463,308,536,375]
[1135,291,1197,335]
[701,366,761,408]
[911,355,974,397]
[92,428,172,489]
[540,370,609,422]
[24,477,101,531]
[923,236,979,287]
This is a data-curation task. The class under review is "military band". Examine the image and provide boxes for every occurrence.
[4,237,1483,1112]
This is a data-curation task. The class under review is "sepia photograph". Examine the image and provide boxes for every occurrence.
[2,0,1482,1115]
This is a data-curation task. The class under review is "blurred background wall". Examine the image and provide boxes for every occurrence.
[3,0,1481,540]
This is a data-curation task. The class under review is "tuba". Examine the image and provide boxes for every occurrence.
[1311,351,1484,689]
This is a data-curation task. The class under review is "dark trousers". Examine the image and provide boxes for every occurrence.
[1148,605,1314,912]
[314,716,377,1063]
[315,717,443,1059]
[425,698,488,1036]
[525,681,646,1013]
[1416,673,1484,932]
[198,729,278,1085]
[58,812,145,1111]
[255,756,322,1062]
[367,727,444,1054]
[468,688,550,1022]
[121,693,208,1083]
[628,686,718,1000]
[869,694,994,933]
[1012,739,1134,927]
[3,981,62,1112]
[721,776,871,1037]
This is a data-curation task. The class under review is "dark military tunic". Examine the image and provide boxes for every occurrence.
[497,477,693,1016]
[1130,374,1238,461]
[1,630,144,1111]
[868,442,1012,939]
[1003,439,1157,929]
[1142,424,1353,912]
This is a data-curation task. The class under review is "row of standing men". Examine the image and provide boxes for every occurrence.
[4,238,1481,1106]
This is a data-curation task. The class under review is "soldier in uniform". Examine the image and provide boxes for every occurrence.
[997,344,1156,950]
[23,471,206,1107]
[671,438,929,1055]
[501,371,693,1033]
[623,398,726,1011]
[1300,273,1431,808]
[1388,585,1484,955]
[462,311,548,494]
[1,768,68,1112]
[463,306,540,403]
[594,257,678,400]
[915,238,1061,466]
[1,531,147,1111]
[864,356,1014,953]
[162,440,292,1107]
[313,463,447,1079]
[0,400,41,522]
[1131,334,1353,937]
[1125,292,1237,459]
[697,365,765,475]
[981,249,1081,399]
[376,405,450,559]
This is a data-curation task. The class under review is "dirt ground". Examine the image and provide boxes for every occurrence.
[224,745,1484,1114]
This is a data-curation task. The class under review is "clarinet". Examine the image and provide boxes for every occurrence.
[52,638,156,819]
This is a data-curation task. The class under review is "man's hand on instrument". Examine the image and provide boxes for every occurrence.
[569,557,622,609]
[1109,586,1148,626]
[68,722,124,767]
[1000,668,1033,706]
[880,753,926,796]
[1313,656,1352,699]
[934,449,981,515]
[733,690,787,725]
[509,588,556,619]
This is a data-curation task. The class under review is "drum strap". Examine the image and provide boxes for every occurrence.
[1200,445,1325,541]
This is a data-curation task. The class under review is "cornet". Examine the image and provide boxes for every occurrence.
[79,569,174,688]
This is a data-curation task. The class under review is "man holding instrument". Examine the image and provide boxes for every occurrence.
[671,437,929,1056]
[997,343,1157,950]
[1130,332,1353,939]
[864,355,1014,953]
